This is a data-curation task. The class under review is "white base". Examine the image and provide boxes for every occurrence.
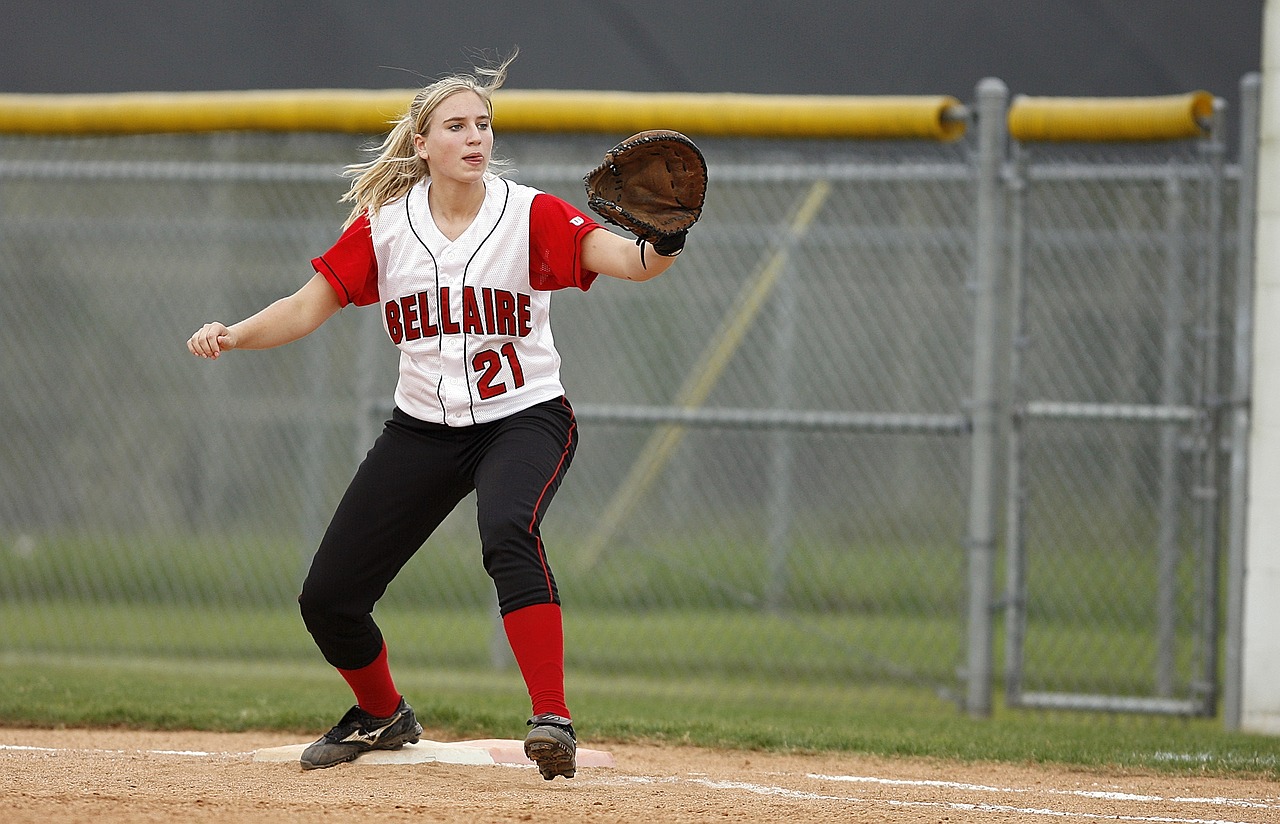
[252,738,615,768]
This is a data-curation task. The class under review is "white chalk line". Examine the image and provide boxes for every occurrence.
[2,743,1274,823]
[0,743,251,758]
[808,773,1278,810]
[593,774,1276,824]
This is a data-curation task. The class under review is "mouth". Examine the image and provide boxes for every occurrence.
[463,153,485,165]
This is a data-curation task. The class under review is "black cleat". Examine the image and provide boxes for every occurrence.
[299,697,423,770]
[524,713,577,780]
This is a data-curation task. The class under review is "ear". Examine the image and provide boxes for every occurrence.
[412,133,429,162]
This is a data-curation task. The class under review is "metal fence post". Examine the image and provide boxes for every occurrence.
[1223,72,1262,730]
[764,253,800,611]
[965,77,1008,717]
[1193,98,1227,715]
[1001,140,1028,708]
[1155,170,1187,698]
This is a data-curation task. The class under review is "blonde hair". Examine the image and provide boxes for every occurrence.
[339,52,516,228]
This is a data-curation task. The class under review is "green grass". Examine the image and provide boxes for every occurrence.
[1,651,1276,778]
[0,600,962,682]
[1,601,1277,780]
[1,528,1271,779]
[0,524,1188,628]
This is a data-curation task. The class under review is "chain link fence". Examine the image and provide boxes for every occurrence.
[0,84,1252,718]
[1003,138,1235,715]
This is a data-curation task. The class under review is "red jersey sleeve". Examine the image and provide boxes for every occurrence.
[529,193,602,292]
[311,213,380,307]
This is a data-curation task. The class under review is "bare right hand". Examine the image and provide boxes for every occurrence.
[187,322,235,359]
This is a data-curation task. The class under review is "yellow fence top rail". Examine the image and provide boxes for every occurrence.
[1007,91,1215,143]
[0,88,968,141]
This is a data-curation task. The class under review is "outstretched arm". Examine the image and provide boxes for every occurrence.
[187,273,342,359]
[580,228,679,283]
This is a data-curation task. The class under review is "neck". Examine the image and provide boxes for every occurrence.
[429,177,484,217]
[428,177,486,240]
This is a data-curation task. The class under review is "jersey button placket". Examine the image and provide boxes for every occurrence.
[438,257,468,422]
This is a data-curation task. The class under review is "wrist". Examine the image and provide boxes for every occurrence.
[651,230,687,258]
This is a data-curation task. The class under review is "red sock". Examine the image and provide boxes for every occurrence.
[336,641,402,719]
[502,602,571,719]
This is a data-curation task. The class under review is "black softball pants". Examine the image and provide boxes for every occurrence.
[298,396,577,670]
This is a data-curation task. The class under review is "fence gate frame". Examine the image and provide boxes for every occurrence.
[997,93,1235,717]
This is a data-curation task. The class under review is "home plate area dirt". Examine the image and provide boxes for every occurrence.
[2,727,1277,823]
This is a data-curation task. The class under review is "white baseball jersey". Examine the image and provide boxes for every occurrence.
[313,175,601,426]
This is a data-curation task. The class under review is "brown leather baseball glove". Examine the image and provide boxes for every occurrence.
[583,130,707,261]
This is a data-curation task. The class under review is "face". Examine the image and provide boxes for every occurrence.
[413,90,492,184]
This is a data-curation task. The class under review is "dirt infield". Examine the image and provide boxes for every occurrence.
[2,727,1277,823]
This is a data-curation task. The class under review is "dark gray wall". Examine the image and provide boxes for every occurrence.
[1,2,1262,108]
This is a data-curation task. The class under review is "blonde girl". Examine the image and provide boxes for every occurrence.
[187,53,683,780]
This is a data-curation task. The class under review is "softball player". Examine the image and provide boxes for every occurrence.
[186,54,683,780]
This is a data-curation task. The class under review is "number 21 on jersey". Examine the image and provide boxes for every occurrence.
[472,343,525,399]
